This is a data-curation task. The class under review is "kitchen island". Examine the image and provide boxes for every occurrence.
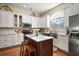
[25,35,53,56]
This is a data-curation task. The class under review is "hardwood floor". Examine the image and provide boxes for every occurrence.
[53,51,67,56]
[0,46,20,56]
[0,46,67,56]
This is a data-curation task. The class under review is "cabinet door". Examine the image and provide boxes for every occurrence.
[38,16,48,28]
[57,36,64,49]
[57,35,68,52]
[7,13,14,27]
[0,11,7,27]
[22,15,32,24]
[0,35,12,48]
[14,14,18,27]
[0,34,23,48]
[17,34,23,44]
[19,15,22,27]
[40,39,53,56]
[12,34,17,45]
[14,14,23,27]
[32,17,38,28]
[0,35,6,48]
[0,11,14,27]
[53,38,58,47]
[41,17,47,28]
[6,35,13,47]
[13,34,23,45]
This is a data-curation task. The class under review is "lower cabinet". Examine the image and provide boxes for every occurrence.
[53,35,68,52]
[13,34,23,45]
[53,38,58,47]
[57,35,68,52]
[0,34,23,48]
[0,35,11,48]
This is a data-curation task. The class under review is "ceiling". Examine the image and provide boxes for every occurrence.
[7,3,61,14]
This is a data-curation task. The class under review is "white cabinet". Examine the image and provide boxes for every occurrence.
[32,16,39,28]
[0,11,14,27]
[16,13,50,28]
[53,38,58,47]
[17,34,23,44]
[39,16,47,28]
[38,15,49,28]
[7,13,14,27]
[0,35,13,48]
[22,15,32,24]
[0,34,23,48]
[22,15,39,28]
[14,13,23,27]
[57,35,68,52]
[13,34,23,45]
[23,14,50,28]
[0,35,7,48]
[4,35,13,47]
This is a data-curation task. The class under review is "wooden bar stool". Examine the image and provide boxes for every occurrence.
[25,45,36,56]
[20,42,36,56]
[20,41,27,56]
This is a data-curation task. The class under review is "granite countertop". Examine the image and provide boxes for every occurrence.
[25,34,53,42]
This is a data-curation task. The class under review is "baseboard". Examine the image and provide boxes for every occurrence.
[53,46,69,55]
[0,44,21,51]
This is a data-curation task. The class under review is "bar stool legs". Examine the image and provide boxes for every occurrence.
[20,42,26,56]
[20,42,36,56]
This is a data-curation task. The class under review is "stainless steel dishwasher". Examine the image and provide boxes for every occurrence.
[69,28,79,56]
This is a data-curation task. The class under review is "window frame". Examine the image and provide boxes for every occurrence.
[50,17,64,29]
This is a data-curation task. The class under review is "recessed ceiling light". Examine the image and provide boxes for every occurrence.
[23,5,26,7]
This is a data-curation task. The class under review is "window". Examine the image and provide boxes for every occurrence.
[50,11,64,29]
[50,17,64,29]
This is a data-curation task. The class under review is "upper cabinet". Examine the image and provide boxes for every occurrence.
[19,15,22,27]
[14,13,23,27]
[22,15,32,24]
[0,11,50,28]
[31,16,39,28]
[22,15,39,28]
[38,15,50,28]
[23,15,50,28]
[0,11,14,27]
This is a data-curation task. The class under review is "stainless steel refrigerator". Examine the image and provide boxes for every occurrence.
[69,14,79,56]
